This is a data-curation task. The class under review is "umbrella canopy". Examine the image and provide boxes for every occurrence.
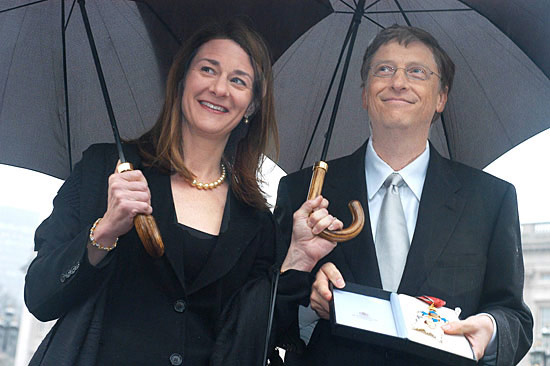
[0,0,331,179]
[0,0,175,179]
[1,0,549,179]
[274,0,550,173]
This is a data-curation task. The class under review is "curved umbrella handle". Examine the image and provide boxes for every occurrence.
[307,161,365,242]
[117,163,165,257]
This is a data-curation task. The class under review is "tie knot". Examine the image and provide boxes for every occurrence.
[384,173,404,189]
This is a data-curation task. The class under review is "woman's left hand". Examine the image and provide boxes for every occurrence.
[281,196,343,273]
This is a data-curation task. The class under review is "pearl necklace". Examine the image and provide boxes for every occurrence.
[189,163,226,190]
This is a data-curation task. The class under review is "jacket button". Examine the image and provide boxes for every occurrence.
[71,262,80,273]
[174,300,186,313]
[169,353,183,365]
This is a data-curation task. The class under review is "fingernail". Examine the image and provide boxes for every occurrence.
[336,278,345,287]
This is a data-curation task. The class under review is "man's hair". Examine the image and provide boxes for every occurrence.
[360,24,455,94]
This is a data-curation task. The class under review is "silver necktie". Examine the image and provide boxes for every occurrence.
[375,173,410,292]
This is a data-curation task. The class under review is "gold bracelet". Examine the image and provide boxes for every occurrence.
[89,218,118,251]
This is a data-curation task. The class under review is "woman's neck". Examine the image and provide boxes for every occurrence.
[181,128,228,181]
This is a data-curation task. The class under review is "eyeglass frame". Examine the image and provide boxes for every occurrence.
[368,62,442,81]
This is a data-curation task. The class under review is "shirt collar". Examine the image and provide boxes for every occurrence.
[365,139,430,201]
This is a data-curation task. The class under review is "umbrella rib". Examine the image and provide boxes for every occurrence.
[313,0,335,13]
[139,2,182,45]
[362,14,385,29]
[393,0,411,26]
[300,9,358,168]
[0,0,29,127]
[360,0,387,31]
[274,37,309,79]
[0,0,48,14]
[366,9,474,14]
[95,2,148,130]
[77,0,126,162]
[61,0,72,171]
[320,0,366,161]
[115,2,156,50]
[439,112,454,161]
[457,0,548,81]
[471,18,547,84]
[421,6,514,146]
[365,0,384,11]
[64,0,78,31]
[338,0,356,13]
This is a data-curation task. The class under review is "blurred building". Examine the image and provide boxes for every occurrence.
[522,222,550,366]
[13,306,53,366]
[0,307,18,366]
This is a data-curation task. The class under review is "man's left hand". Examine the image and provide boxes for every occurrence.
[442,314,494,360]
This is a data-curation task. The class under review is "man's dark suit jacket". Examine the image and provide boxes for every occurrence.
[275,142,533,366]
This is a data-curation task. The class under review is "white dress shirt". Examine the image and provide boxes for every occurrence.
[365,139,429,243]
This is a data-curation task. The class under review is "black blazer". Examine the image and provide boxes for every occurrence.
[25,144,282,365]
[275,142,533,366]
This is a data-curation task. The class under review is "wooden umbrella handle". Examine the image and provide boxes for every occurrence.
[307,161,365,242]
[117,163,165,257]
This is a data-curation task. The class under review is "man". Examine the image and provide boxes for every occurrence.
[275,25,533,365]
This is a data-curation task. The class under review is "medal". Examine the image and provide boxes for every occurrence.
[412,296,449,342]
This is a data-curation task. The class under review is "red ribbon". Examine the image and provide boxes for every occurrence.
[416,295,446,308]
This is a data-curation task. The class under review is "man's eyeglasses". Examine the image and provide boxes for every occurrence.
[370,63,441,81]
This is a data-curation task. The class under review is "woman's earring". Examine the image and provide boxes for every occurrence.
[243,115,249,124]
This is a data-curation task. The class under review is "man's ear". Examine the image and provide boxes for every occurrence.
[436,86,448,113]
[362,87,368,111]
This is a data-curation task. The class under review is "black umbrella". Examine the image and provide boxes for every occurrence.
[0,0,331,180]
[137,0,550,243]
[273,0,550,173]
[2,0,549,184]
[0,0,332,256]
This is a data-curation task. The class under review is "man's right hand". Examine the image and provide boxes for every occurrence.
[310,262,346,319]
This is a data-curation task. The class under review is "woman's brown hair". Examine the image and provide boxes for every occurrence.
[135,20,278,210]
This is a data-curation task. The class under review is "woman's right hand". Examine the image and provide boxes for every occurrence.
[88,166,152,263]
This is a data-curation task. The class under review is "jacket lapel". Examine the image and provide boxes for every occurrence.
[399,145,465,295]
[324,142,382,287]
[145,166,263,295]
[141,167,189,290]
[187,191,262,294]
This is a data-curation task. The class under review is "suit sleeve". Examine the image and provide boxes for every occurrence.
[24,146,117,321]
[480,184,533,365]
[271,175,314,352]
[273,175,297,260]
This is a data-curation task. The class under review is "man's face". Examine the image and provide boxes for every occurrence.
[362,41,448,137]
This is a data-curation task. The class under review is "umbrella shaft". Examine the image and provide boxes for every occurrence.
[320,0,366,161]
[77,0,126,163]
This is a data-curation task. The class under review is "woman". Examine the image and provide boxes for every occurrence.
[25,20,340,366]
